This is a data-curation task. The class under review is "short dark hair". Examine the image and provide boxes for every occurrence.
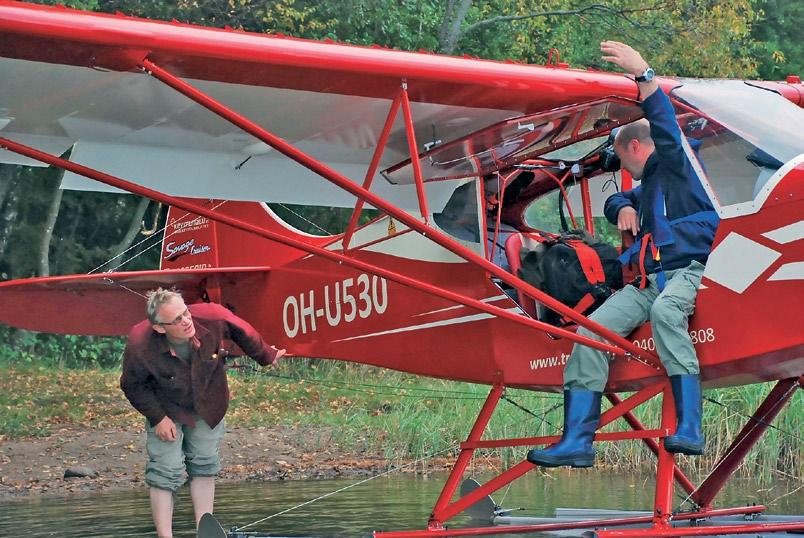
[615,120,653,149]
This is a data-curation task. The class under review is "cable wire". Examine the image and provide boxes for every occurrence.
[231,365,494,400]
[703,395,802,442]
[88,200,228,275]
[276,203,333,236]
[672,382,800,515]
[234,443,459,531]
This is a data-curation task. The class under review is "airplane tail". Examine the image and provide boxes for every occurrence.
[0,200,340,336]
[160,199,336,272]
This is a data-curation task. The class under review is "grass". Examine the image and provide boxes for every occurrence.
[0,357,800,483]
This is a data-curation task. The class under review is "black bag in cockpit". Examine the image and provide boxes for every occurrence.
[519,230,623,326]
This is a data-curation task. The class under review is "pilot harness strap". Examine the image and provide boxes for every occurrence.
[617,210,719,292]
[637,232,665,291]
[561,239,607,324]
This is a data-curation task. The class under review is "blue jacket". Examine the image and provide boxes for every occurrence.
[604,89,719,273]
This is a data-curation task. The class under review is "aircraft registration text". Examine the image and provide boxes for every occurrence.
[633,328,716,351]
[283,274,388,337]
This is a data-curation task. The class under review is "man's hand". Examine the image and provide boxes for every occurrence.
[269,346,286,367]
[154,416,177,442]
[600,41,648,75]
[601,41,658,99]
[617,206,640,236]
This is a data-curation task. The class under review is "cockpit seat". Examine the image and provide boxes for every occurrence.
[504,232,544,318]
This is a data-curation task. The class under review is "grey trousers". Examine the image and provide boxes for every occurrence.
[145,418,225,492]
[564,261,705,392]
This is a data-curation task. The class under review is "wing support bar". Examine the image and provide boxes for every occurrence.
[0,135,623,355]
[135,57,661,368]
[342,92,403,251]
[340,84,432,248]
[399,81,431,222]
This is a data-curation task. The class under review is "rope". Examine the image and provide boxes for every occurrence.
[502,394,562,431]
[767,483,804,506]
[492,396,564,511]
[231,364,549,401]
[276,203,333,235]
[672,382,800,514]
[223,369,564,531]
[234,443,459,531]
[231,364,567,403]
[703,395,802,442]
[88,200,228,275]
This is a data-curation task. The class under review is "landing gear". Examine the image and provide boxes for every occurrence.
[374,377,803,537]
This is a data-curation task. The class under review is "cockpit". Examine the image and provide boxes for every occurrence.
[430,79,804,321]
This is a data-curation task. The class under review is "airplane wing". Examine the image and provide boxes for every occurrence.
[0,268,271,336]
[0,0,641,213]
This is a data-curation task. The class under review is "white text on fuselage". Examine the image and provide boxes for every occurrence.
[633,328,716,351]
[529,352,569,371]
[283,274,388,338]
[164,238,212,261]
[170,216,209,233]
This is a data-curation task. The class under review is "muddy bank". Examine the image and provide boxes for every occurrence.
[0,425,452,500]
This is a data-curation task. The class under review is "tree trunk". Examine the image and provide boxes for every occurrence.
[0,164,17,210]
[107,197,151,270]
[38,179,64,277]
[438,0,473,54]
[437,0,457,48]
[0,166,20,273]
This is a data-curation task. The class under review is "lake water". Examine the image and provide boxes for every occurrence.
[0,470,801,537]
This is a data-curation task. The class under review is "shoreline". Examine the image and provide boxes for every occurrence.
[0,425,460,501]
[3,424,802,515]
[1,363,800,502]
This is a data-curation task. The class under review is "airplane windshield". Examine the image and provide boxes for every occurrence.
[383,99,642,184]
[672,80,804,165]
[671,80,804,208]
[541,135,607,162]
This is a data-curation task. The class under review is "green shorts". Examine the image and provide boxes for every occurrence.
[144,418,225,492]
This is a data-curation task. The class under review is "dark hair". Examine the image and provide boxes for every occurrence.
[614,120,653,149]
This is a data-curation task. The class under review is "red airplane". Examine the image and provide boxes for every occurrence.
[0,2,801,537]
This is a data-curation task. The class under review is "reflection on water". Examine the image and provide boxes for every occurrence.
[0,471,801,537]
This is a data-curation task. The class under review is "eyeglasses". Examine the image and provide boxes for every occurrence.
[158,309,191,326]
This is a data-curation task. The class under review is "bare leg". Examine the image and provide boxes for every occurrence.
[149,487,174,538]
[190,476,215,527]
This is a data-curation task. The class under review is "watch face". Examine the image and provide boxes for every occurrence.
[637,68,654,82]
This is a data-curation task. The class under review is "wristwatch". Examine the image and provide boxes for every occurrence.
[635,67,655,83]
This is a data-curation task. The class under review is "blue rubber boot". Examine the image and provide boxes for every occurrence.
[526,390,601,468]
[664,374,705,455]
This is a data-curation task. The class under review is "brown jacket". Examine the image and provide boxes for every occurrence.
[120,302,276,428]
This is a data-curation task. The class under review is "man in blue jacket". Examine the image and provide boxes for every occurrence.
[527,42,719,468]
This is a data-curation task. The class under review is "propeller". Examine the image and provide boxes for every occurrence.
[197,513,227,538]
[459,478,524,520]
[459,478,498,521]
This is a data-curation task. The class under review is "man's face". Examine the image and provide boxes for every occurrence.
[152,297,196,342]
[614,138,646,179]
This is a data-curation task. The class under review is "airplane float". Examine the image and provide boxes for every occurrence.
[0,1,802,537]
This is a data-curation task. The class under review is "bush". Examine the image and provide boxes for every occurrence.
[0,326,125,369]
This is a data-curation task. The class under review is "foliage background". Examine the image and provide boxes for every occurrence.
[0,0,800,485]
[0,1,801,364]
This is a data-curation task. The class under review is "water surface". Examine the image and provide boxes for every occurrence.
[0,471,800,537]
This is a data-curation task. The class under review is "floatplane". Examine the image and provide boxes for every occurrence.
[0,1,802,537]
